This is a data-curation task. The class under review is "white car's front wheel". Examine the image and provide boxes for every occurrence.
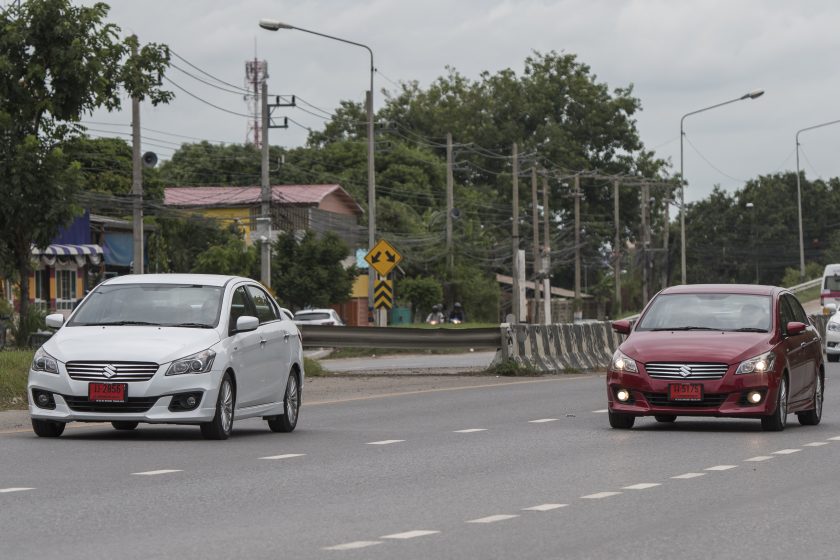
[201,373,235,440]
[267,371,300,433]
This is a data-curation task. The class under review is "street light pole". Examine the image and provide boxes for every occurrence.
[795,118,840,280]
[260,18,377,321]
[679,89,764,285]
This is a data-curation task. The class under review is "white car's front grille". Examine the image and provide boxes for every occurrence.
[66,361,159,382]
[644,362,729,380]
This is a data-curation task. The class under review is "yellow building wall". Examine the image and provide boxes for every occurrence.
[352,274,369,298]
[200,207,253,240]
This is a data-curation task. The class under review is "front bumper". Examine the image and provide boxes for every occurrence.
[28,366,222,424]
[606,367,780,418]
[825,330,840,355]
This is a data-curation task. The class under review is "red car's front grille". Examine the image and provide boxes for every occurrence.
[644,393,728,407]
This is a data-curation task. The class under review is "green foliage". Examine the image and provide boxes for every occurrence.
[303,357,327,377]
[449,265,500,323]
[781,263,822,287]
[154,218,241,273]
[9,305,46,348]
[485,358,539,377]
[397,276,443,321]
[192,237,259,278]
[0,349,33,410]
[271,231,358,311]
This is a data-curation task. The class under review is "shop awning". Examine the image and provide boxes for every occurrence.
[31,244,103,266]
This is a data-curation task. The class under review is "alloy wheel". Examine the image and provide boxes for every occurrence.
[220,380,233,433]
[285,375,299,425]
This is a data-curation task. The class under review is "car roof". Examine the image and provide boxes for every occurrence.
[658,284,780,297]
[103,273,241,287]
[294,309,334,314]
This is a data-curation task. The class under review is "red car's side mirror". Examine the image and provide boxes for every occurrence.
[786,321,807,336]
[612,319,632,335]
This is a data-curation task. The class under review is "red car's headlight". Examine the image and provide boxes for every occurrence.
[611,350,638,373]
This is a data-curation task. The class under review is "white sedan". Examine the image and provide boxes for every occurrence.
[293,308,345,326]
[28,274,304,440]
[826,311,840,362]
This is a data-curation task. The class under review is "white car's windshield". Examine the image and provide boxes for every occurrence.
[69,284,224,328]
[636,293,772,332]
[295,312,331,321]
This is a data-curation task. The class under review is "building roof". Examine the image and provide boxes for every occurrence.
[495,274,591,299]
[164,185,363,215]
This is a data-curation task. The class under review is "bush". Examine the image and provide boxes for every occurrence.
[9,306,46,348]
[485,358,539,377]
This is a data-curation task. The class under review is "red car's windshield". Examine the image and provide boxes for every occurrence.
[636,293,772,332]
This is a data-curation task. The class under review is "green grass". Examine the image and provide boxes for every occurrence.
[794,285,820,305]
[303,357,327,377]
[0,349,33,410]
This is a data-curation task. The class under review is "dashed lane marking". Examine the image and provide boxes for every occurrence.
[828,436,840,441]
[529,419,558,423]
[523,504,568,512]
[705,465,737,471]
[581,492,622,499]
[745,456,774,462]
[0,488,34,493]
[454,429,487,433]
[804,442,829,447]
[381,530,440,540]
[592,409,609,413]
[324,541,382,551]
[672,473,706,479]
[772,449,801,455]
[467,515,519,524]
[131,469,182,476]
[366,440,405,445]
[259,454,306,460]
[622,483,661,490]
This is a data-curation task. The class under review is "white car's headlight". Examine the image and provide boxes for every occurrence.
[828,322,840,332]
[736,351,775,375]
[31,348,59,374]
[166,349,216,376]
[611,350,638,373]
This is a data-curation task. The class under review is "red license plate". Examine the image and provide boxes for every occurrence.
[669,383,703,401]
[88,383,127,402]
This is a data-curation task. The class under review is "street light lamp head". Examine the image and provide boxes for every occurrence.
[259,19,294,31]
[742,89,765,100]
[746,202,754,209]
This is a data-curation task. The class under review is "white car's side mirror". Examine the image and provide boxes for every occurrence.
[45,314,65,329]
[236,315,259,333]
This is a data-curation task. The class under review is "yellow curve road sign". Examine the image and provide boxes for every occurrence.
[374,278,394,309]
[365,239,402,278]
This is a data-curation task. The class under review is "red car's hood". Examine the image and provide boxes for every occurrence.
[620,330,773,365]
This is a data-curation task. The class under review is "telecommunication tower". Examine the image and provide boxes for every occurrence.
[245,59,268,148]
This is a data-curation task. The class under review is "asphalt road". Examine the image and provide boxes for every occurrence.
[2,364,840,559]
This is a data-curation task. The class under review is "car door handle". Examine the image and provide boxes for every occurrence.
[800,341,808,348]
[284,333,290,342]
[260,338,267,346]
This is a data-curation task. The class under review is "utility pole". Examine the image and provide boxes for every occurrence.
[131,39,143,275]
[613,180,621,316]
[641,182,650,305]
[661,195,670,290]
[531,167,541,323]
[260,81,271,288]
[541,174,552,324]
[574,174,582,321]
[512,143,521,323]
[446,132,454,274]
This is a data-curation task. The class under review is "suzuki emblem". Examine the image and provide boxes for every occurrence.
[103,364,117,378]
[679,365,692,378]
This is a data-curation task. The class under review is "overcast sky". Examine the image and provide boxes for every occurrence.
[72,0,840,203]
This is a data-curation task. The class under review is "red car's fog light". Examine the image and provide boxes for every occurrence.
[747,390,763,404]
[616,388,631,402]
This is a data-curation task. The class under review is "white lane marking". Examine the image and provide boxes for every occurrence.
[581,491,622,499]
[454,429,487,433]
[592,409,609,413]
[773,449,801,455]
[381,530,440,540]
[324,541,382,551]
[366,440,405,445]
[131,469,182,476]
[828,436,840,441]
[622,483,661,490]
[467,514,519,523]
[0,487,34,493]
[804,442,829,447]
[259,453,306,460]
[672,473,706,479]
[523,504,568,512]
[529,418,558,423]
[745,456,774,462]
[705,465,737,471]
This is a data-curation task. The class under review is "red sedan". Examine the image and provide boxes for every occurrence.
[607,284,824,431]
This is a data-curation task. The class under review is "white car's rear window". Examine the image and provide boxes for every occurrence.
[295,312,331,321]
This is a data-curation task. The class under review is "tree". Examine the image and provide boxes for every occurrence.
[192,237,258,278]
[271,231,357,310]
[0,0,171,343]
[397,276,443,322]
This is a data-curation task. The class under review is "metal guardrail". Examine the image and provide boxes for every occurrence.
[788,278,821,293]
[299,325,502,349]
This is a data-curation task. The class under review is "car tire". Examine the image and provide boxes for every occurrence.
[654,415,677,423]
[761,375,788,432]
[111,421,139,431]
[828,354,839,363]
[608,410,635,429]
[31,419,65,438]
[267,372,300,433]
[797,373,824,426]
[201,373,235,440]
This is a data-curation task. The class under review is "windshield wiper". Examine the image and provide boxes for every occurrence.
[95,321,161,326]
[166,322,214,328]
[732,327,768,333]
[650,326,720,331]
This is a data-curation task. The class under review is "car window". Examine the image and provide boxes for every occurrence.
[779,296,796,330]
[246,285,279,324]
[295,312,331,321]
[636,293,772,331]
[229,286,254,333]
[784,294,809,324]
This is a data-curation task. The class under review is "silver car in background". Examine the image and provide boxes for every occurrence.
[28,274,304,440]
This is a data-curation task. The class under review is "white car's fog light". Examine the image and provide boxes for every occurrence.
[616,388,631,402]
[186,395,197,408]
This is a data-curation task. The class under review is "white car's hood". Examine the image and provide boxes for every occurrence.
[44,326,221,365]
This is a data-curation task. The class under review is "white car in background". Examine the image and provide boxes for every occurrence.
[826,310,840,362]
[28,274,304,440]
[293,308,345,326]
